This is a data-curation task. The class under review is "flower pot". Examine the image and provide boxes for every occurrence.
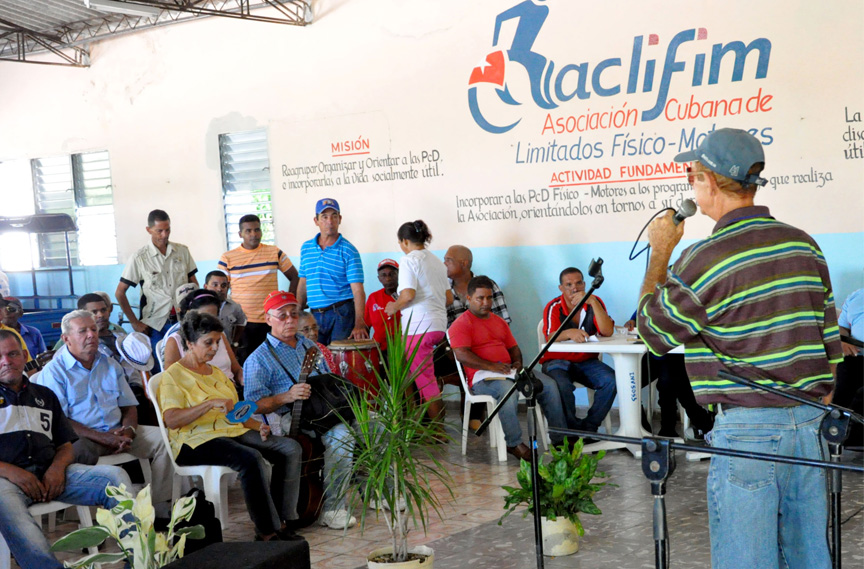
[367,545,434,568]
[540,516,580,556]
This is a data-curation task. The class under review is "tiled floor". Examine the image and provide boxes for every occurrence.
[37,404,864,568]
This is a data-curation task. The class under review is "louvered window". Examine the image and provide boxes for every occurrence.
[30,150,118,266]
[219,129,274,250]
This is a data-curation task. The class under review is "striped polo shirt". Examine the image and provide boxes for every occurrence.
[638,206,842,408]
[219,243,294,323]
[298,234,364,310]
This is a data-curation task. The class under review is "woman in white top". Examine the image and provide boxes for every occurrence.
[163,289,243,389]
[385,220,452,421]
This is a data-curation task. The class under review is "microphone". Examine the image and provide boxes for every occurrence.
[673,199,697,225]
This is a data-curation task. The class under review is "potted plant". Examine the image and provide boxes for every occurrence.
[335,324,454,568]
[51,484,204,568]
[499,437,611,556]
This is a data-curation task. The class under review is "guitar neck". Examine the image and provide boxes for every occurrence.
[289,347,317,437]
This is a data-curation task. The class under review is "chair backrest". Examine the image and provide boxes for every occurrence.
[154,338,166,372]
[146,374,181,470]
[537,321,545,351]
[446,330,475,398]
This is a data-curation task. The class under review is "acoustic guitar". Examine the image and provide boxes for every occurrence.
[289,347,326,527]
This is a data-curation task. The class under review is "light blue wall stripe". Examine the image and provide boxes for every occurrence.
[8,231,863,408]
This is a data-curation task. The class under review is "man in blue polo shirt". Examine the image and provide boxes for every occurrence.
[0,329,131,569]
[297,198,368,345]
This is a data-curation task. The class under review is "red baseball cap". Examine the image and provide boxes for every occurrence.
[263,291,298,313]
[377,258,399,270]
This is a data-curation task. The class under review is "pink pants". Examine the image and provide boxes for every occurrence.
[406,331,445,401]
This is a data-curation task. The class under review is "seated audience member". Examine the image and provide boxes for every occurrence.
[163,289,243,390]
[837,287,863,448]
[203,270,247,351]
[159,311,302,542]
[298,310,337,372]
[540,267,617,435]
[34,310,174,517]
[0,296,32,366]
[0,330,133,569]
[449,276,568,460]
[443,245,511,326]
[364,259,401,354]
[0,296,46,361]
[54,292,133,353]
[244,291,357,530]
[625,312,714,439]
[63,293,148,386]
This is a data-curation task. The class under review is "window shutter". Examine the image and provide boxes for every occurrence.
[31,155,78,266]
[73,151,118,265]
[219,129,274,251]
[30,151,118,267]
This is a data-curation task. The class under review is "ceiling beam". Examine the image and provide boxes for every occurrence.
[0,0,309,66]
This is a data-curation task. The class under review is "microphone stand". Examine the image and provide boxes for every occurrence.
[475,259,605,569]
[717,370,864,569]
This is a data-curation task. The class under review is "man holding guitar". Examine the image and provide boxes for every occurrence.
[244,291,358,530]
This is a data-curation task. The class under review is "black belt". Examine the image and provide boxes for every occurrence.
[310,298,352,314]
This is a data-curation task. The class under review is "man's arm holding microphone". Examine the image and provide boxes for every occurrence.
[639,211,686,300]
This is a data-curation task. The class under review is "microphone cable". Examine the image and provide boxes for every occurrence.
[629,207,677,271]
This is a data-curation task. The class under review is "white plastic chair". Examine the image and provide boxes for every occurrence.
[0,501,98,569]
[536,321,614,434]
[147,374,236,529]
[448,331,548,462]
[154,338,166,372]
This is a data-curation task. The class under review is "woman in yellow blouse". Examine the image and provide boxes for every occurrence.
[159,311,302,542]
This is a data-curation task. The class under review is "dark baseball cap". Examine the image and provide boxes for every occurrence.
[674,128,767,187]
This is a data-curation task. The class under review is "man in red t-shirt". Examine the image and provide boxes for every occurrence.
[449,276,566,462]
[540,267,617,435]
[364,259,401,353]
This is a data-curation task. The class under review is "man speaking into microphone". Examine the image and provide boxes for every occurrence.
[636,128,842,569]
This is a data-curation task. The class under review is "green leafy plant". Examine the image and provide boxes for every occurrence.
[500,437,612,536]
[334,321,455,563]
[51,484,204,569]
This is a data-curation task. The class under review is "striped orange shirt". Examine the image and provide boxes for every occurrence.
[218,244,293,323]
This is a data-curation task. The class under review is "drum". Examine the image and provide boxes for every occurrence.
[329,339,381,396]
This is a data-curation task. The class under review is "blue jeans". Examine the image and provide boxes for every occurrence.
[0,464,131,569]
[320,422,355,511]
[313,301,355,346]
[471,372,567,447]
[708,405,830,569]
[542,358,616,431]
[147,319,176,373]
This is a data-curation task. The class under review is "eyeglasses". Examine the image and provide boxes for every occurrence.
[2,305,21,313]
[300,325,319,334]
[268,311,299,322]
[685,165,709,186]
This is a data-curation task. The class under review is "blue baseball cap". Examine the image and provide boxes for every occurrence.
[674,128,767,187]
[315,198,340,215]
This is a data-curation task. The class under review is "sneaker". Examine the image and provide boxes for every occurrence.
[319,509,357,530]
[369,497,407,511]
[685,426,709,442]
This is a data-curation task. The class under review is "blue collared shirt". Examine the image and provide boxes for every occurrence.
[243,334,331,415]
[298,234,364,309]
[35,345,137,432]
[18,323,46,357]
